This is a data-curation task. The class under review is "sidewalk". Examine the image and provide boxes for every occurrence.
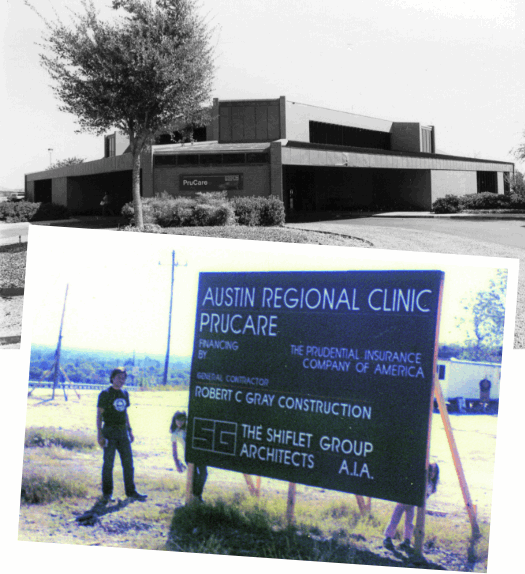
[31,215,127,228]
[286,210,525,223]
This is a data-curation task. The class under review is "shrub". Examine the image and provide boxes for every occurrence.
[432,195,461,214]
[122,194,235,227]
[120,201,136,221]
[509,193,525,208]
[231,196,263,226]
[195,191,228,204]
[157,198,195,227]
[192,202,236,226]
[459,192,510,210]
[259,195,286,226]
[121,194,283,227]
[121,223,164,233]
[0,201,69,222]
[232,196,286,226]
[21,470,88,504]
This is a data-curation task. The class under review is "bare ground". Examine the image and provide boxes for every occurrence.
[19,390,496,570]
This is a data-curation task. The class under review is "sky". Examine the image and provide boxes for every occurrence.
[1,0,524,189]
[23,225,518,357]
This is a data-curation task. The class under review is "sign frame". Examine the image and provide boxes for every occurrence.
[186,269,445,507]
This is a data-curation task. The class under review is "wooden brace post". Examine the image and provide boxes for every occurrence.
[286,482,296,526]
[434,380,480,539]
[185,463,195,505]
[243,474,260,497]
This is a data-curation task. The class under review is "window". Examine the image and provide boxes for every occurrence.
[105,135,116,158]
[177,155,200,166]
[309,121,391,150]
[437,365,446,380]
[223,153,247,164]
[200,154,223,165]
[154,155,177,166]
[421,127,434,153]
[504,173,511,193]
[246,152,270,164]
[477,171,497,194]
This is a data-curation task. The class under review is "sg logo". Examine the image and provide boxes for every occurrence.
[191,417,237,455]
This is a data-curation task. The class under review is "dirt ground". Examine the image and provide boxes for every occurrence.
[20,389,497,527]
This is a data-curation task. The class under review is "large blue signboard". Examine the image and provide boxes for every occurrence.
[186,270,444,506]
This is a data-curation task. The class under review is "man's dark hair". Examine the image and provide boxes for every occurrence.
[110,367,127,382]
[170,411,187,432]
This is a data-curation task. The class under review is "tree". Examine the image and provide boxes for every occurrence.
[46,157,85,170]
[28,0,215,228]
[505,170,525,197]
[458,269,507,362]
[513,131,525,163]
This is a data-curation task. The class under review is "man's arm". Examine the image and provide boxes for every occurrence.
[125,412,134,443]
[97,407,107,448]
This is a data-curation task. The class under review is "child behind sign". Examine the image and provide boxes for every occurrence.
[383,463,440,552]
[171,411,208,502]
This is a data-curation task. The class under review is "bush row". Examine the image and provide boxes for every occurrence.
[432,192,525,214]
[0,201,70,222]
[122,192,286,227]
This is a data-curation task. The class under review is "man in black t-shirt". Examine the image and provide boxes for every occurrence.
[97,367,147,503]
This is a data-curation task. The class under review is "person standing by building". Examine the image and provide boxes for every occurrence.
[100,193,114,216]
[97,367,147,503]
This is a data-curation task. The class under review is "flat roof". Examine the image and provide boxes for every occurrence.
[153,141,271,154]
[284,140,514,166]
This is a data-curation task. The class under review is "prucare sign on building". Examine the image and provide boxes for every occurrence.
[186,270,444,506]
[179,174,243,192]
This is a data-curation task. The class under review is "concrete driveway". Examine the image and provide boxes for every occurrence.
[0,216,126,246]
[0,222,28,246]
[287,212,524,349]
[294,215,525,250]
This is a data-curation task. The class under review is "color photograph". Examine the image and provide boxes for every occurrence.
[11,225,519,572]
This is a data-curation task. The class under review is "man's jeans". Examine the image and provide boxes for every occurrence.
[102,426,135,497]
[193,465,208,497]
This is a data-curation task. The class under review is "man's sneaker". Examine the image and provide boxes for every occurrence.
[101,494,115,504]
[383,537,395,550]
[399,539,413,552]
[127,491,147,501]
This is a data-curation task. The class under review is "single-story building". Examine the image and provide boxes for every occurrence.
[25,96,514,215]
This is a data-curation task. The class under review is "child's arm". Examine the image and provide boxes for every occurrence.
[172,439,185,472]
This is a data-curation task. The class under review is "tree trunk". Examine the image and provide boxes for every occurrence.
[132,149,144,228]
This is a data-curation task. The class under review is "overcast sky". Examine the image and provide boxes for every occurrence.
[1,0,524,189]
[23,226,518,358]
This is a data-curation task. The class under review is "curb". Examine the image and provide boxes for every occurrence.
[0,335,21,346]
[0,287,24,297]
[288,212,525,222]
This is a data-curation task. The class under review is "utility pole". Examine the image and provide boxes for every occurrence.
[163,251,176,385]
[52,284,68,400]
[48,148,53,167]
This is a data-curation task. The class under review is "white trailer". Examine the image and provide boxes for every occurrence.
[436,358,501,412]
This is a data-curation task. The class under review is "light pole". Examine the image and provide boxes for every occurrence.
[48,148,53,167]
